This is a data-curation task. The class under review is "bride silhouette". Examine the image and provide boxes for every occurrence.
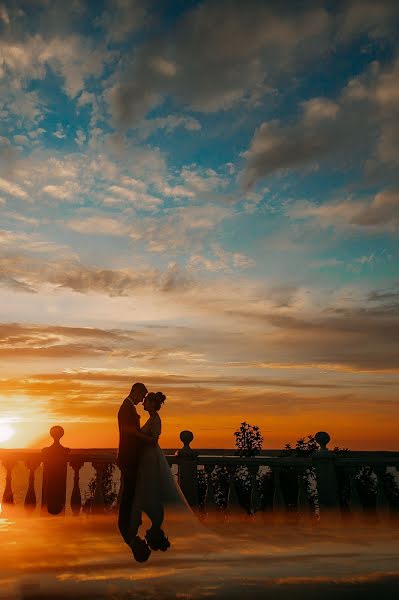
[125,391,193,560]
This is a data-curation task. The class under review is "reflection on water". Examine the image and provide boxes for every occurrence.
[1,510,399,599]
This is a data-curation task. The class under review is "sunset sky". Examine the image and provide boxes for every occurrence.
[0,0,398,451]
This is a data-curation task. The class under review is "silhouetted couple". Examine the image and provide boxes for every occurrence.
[117,382,189,561]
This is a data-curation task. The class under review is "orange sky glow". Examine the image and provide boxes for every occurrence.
[1,367,398,450]
[1,0,399,453]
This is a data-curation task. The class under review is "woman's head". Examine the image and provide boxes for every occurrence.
[144,391,166,413]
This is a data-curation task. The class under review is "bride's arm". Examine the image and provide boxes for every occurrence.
[136,430,157,445]
[138,420,157,445]
[152,416,161,443]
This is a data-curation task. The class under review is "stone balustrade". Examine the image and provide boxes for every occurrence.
[0,428,398,519]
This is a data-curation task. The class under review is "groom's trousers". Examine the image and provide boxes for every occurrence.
[118,465,138,543]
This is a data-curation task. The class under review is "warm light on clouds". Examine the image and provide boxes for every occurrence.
[0,0,398,451]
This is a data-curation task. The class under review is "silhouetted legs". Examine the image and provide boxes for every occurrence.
[118,467,137,543]
[146,504,164,530]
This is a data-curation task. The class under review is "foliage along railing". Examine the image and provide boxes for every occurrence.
[0,427,398,519]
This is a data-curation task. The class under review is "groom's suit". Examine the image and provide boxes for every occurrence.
[117,397,141,543]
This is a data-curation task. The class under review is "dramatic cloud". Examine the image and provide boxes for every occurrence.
[0,34,106,97]
[1,0,399,450]
[3,265,398,373]
[96,0,149,43]
[288,189,399,232]
[0,253,193,297]
[107,1,331,126]
[107,0,399,129]
[242,56,399,187]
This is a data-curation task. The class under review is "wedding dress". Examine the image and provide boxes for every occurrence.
[127,414,193,540]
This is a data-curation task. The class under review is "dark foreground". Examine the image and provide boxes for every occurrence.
[1,510,399,600]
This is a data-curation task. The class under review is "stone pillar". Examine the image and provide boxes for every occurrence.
[204,464,216,509]
[176,431,199,507]
[375,467,390,520]
[297,468,311,514]
[249,465,261,515]
[41,426,70,515]
[2,459,16,506]
[70,458,84,516]
[345,466,362,516]
[312,431,340,515]
[24,457,41,513]
[91,461,107,512]
[272,466,286,512]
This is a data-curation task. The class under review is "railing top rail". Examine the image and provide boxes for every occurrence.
[0,449,42,458]
[334,457,399,466]
[194,455,313,466]
[2,447,398,456]
[1,448,399,466]
[1,424,398,470]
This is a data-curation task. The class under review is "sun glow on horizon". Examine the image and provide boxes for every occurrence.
[0,423,15,444]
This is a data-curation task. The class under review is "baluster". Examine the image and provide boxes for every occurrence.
[70,459,84,516]
[2,460,15,506]
[24,457,41,513]
[91,461,106,512]
[227,465,240,511]
[272,466,285,512]
[346,467,362,515]
[248,465,260,515]
[205,464,216,510]
[297,469,310,513]
[375,467,389,520]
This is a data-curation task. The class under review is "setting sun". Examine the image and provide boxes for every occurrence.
[0,423,15,444]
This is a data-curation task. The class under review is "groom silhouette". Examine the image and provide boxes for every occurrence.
[117,382,151,543]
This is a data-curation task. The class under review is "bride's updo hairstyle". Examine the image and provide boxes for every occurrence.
[147,391,166,411]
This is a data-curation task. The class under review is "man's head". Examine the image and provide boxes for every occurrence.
[128,382,148,405]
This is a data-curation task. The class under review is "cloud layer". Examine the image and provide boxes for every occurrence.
[0,0,398,449]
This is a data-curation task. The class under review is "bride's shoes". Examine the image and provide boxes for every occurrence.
[145,527,171,552]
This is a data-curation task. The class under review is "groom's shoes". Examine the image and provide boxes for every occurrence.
[129,536,151,562]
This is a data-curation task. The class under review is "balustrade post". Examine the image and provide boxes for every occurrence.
[272,466,285,512]
[70,459,84,516]
[24,457,41,513]
[176,431,199,507]
[375,467,390,520]
[204,464,216,510]
[248,465,261,515]
[227,465,240,511]
[297,469,310,514]
[312,432,340,516]
[2,460,16,506]
[345,467,362,516]
[41,426,70,515]
[91,462,107,512]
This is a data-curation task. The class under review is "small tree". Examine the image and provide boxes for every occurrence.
[234,422,263,457]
